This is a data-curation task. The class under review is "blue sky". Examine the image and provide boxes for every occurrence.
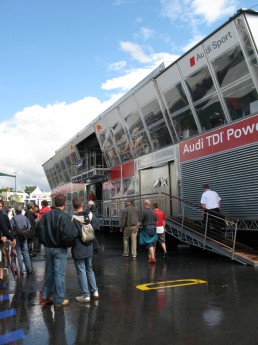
[0,0,174,120]
[0,0,257,190]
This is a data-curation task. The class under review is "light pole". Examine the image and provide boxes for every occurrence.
[14,171,17,193]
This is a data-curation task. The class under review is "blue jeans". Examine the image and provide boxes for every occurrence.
[42,247,68,305]
[15,240,32,273]
[74,256,97,297]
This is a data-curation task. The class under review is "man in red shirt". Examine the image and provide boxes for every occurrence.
[38,200,51,221]
[153,202,167,259]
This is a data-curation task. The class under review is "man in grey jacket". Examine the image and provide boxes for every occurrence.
[120,199,140,258]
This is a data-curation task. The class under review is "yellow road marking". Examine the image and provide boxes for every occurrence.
[136,279,207,291]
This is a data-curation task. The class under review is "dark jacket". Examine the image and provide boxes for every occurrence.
[71,210,94,260]
[0,211,14,241]
[87,206,100,230]
[25,210,36,238]
[3,214,12,231]
[36,208,76,248]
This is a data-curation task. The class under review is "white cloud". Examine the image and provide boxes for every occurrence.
[0,40,178,192]
[160,0,238,24]
[159,0,238,49]
[108,60,127,71]
[0,38,178,192]
[102,46,178,92]
[120,40,178,65]
[120,41,151,63]
[192,0,237,24]
[0,22,181,192]
[101,67,155,91]
[151,52,178,64]
[160,0,183,22]
[0,96,117,191]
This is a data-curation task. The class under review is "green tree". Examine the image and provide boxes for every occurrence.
[24,186,37,195]
[0,187,13,193]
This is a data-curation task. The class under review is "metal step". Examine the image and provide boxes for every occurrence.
[166,217,258,266]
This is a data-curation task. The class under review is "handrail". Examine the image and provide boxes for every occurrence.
[159,191,239,223]
[97,191,239,226]
[97,191,239,260]
[166,197,239,259]
[166,212,239,257]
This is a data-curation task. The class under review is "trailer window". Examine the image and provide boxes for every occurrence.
[164,82,189,114]
[172,107,198,140]
[212,45,249,88]
[185,66,215,102]
[141,99,163,126]
[113,122,133,162]
[147,122,172,149]
[195,94,226,131]
[59,159,66,171]
[223,78,258,120]
[141,99,172,150]
[125,111,151,157]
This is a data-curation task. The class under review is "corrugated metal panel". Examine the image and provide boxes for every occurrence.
[181,143,258,219]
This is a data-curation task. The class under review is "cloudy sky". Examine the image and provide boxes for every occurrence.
[0,0,257,191]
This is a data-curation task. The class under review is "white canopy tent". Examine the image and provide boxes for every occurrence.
[29,186,51,206]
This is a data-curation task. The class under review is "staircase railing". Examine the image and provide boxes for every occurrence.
[162,193,239,260]
[97,192,240,260]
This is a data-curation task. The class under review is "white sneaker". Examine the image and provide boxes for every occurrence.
[76,296,90,303]
[92,291,99,299]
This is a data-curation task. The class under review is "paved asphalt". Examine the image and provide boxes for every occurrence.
[1,231,258,345]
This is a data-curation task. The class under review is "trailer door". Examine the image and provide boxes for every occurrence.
[139,163,172,215]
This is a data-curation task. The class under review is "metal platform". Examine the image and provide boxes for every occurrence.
[165,216,258,266]
[97,193,258,266]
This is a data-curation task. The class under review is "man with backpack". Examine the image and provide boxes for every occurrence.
[10,206,32,274]
[72,197,99,303]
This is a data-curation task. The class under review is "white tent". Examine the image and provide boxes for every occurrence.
[30,186,44,198]
[29,186,51,205]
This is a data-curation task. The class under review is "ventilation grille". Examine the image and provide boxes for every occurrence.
[181,144,258,219]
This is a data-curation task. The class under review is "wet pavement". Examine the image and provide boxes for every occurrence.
[1,232,258,345]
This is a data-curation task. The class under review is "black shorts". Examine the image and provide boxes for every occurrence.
[158,232,166,243]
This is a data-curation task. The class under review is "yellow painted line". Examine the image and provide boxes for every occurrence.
[136,279,207,291]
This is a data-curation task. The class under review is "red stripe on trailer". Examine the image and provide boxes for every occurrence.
[179,114,258,162]
[122,161,134,179]
[110,166,121,180]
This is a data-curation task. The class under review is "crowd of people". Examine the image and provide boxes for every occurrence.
[0,195,100,308]
[0,184,222,307]
[0,199,52,283]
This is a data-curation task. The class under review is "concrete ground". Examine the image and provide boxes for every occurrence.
[0,231,258,345]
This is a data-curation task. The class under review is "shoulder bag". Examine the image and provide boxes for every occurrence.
[14,219,32,241]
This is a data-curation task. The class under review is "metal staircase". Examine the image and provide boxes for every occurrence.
[97,193,258,266]
[165,215,258,266]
